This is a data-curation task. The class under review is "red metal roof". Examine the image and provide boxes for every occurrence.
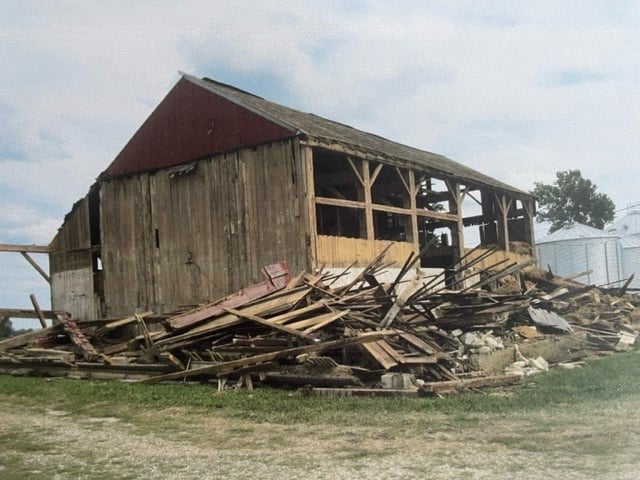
[102,77,295,179]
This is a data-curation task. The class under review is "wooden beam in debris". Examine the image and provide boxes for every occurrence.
[222,307,319,343]
[0,243,50,253]
[141,330,398,383]
[167,262,291,330]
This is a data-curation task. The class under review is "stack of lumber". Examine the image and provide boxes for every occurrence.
[1,249,638,395]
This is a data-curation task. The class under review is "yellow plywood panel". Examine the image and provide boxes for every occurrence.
[466,246,530,271]
[316,235,414,268]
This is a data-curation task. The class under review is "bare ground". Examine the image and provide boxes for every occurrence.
[2,394,640,480]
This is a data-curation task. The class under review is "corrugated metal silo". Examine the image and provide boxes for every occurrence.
[536,222,622,286]
[620,236,640,289]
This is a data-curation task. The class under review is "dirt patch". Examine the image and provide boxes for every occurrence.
[1,398,639,479]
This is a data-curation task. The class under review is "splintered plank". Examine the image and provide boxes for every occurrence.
[141,330,397,383]
[361,341,399,370]
[398,332,439,355]
[221,307,318,343]
[286,310,349,331]
[167,262,291,330]
[156,288,311,350]
[103,311,154,330]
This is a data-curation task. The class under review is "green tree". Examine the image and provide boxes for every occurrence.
[533,170,615,233]
[0,318,14,338]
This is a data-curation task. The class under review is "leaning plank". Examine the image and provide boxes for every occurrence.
[222,307,319,343]
[286,310,348,331]
[103,311,154,330]
[141,330,397,383]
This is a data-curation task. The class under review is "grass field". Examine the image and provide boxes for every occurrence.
[1,351,639,479]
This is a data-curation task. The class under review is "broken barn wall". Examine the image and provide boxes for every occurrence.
[100,139,308,317]
[49,196,99,320]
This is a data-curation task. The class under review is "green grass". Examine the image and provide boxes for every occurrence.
[1,351,639,426]
[2,353,640,479]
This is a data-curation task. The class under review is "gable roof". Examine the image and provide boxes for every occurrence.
[184,73,530,198]
[102,72,531,199]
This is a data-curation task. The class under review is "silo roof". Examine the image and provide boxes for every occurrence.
[610,211,640,237]
[537,222,621,244]
[620,236,640,249]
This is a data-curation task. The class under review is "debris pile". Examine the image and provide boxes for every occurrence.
[1,247,639,396]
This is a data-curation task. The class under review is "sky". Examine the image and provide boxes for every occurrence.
[1,1,639,325]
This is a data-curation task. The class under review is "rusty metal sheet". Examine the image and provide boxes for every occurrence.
[103,78,294,179]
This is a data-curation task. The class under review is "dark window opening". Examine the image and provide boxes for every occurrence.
[316,204,365,239]
[88,185,101,247]
[155,229,160,248]
[313,149,362,201]
[419,220,455,268]
[416,177,450,213]
[370,164,410,208]
[373,210,411,242]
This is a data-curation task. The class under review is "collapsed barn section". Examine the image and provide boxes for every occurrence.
[49,73,536,321]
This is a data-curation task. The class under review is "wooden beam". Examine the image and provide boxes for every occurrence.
[363,160,374,241]
[0,243,50,253]
[20,252,51,284]
[0,308,63,320]
[303,145,318,271]
[408,169,419,251]
[141,330,397,383]
[222,307,319,343]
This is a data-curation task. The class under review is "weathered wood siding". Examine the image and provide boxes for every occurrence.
[49,196,98,319]
[100,139,307,317]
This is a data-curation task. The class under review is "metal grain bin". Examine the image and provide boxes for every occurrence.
[536,223,622,286]
[620,236,640,289]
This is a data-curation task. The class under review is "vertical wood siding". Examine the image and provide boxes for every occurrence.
[100,139,307,317]
[49,196,98,319]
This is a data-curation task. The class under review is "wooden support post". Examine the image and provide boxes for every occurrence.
[446,181,466,270]
[523,199,536,248]
[303,145,318,271]
[363,160,375,244]
[29,294,47,328]
[408,170,420,256]
[494,194,513,253]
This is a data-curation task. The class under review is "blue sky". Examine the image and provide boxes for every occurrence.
[1,1,639,326]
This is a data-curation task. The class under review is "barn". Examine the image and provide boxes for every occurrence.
[48,73,536,320]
